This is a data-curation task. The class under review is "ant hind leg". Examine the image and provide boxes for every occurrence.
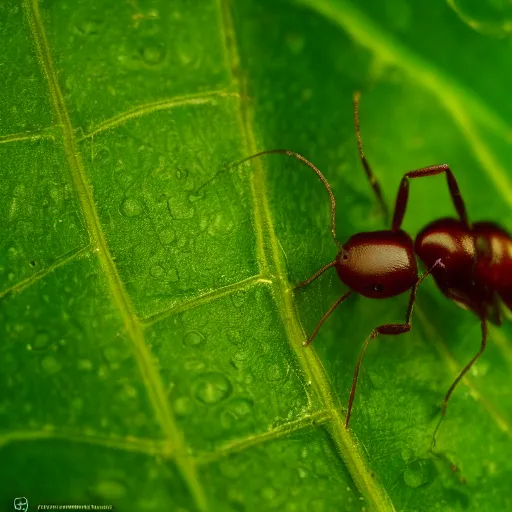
[432,317,488,448]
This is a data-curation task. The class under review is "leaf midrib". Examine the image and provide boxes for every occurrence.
[218,0,396,511]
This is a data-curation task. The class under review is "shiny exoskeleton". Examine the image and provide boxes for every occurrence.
[236,92,512,439]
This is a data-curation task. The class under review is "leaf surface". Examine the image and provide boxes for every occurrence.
[1,0,512,511]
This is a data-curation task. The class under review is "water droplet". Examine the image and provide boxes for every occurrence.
[167,197,194,220]
[448,0,512,38]
[220,398,254,430]
[230,291,247,308]
[314,458,330,477]
[92,480,127,500]
[41,356,62,375]
[75,19,102,36]
[141,44,166,65]
[230,347,250,370]
[33,331,51,350]
[78,359,93,371]
[195,372,232,404]
[184,359,205,372]
[120,197,143,217]
[297,466,308,479]
[158,227,176,245]
[174,396,192,416]
[123,385,137,398]
[266,362,287,382]
[227,331,243,345]
[183,331,206,348]
[471,359,490,377]
[149,264,165,279]
[7,247,18,260]
[176,168,189,180]
[93,147,111,165]
[261,487,277,501]
[403,459,435,488]
[103,346,122,363]
[401,447,414,463]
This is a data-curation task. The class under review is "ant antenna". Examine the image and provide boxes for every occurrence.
[235,149,343,251]
[353,92,389,225]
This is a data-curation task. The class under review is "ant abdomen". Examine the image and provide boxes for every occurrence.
[416,218,512,325]
[335,230,417,299]
[473,222,512,316]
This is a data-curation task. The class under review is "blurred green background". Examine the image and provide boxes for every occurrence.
[1,0,512,510]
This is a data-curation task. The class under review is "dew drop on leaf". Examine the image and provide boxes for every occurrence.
[261,487,277,501]
[230,290,247,308]
[183,359,205,372]
[149,264,165,279]
[194,372,232,404]
[141,44,166,65]
[120,197,143,217]
[158,227,176,245]
[220,397,254,430]
[33,331,51,350]
[103,345,122,363]
[297,466,309,479]
[183,331,206,347]
[266,362,287,382]
[230,349,250,370]
[40,355,62,375]
[403,459,435,488]
[174,396,193,416]
[77,359,93,372]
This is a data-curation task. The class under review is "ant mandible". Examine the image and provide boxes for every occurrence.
[235,92,512,441]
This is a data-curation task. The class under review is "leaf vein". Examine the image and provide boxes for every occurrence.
[0,429,168,456]
[195,409,330,465]
[80,89,240,140]
[22,1,206,509]
[217,1,395,511]
[0,245,90,300]
[143,275,271,326]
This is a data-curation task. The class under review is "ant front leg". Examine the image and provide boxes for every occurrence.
[345,259,443,428]
[432,317,488,447]
[295,260,337,290]
[391,164,469,232]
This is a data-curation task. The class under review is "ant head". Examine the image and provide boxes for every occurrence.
[335,230,418,299]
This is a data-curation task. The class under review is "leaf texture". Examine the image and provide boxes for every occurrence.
[1,0,512,511]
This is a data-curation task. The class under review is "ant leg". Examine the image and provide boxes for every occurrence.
[432,317,488,447]
[295,260,336,290]
[303,290,353,347]
[353,91,389,224]
[345,258,443,428]
[391,164,469,232]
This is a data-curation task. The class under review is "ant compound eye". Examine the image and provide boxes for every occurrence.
[342,253,348,260]
[372,284,383,293]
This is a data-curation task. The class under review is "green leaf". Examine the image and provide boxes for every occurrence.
[2,0,512,511]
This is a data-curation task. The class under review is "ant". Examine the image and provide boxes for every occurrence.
[234,92,512,441]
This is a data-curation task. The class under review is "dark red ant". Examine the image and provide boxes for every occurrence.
[235,92,512,440]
